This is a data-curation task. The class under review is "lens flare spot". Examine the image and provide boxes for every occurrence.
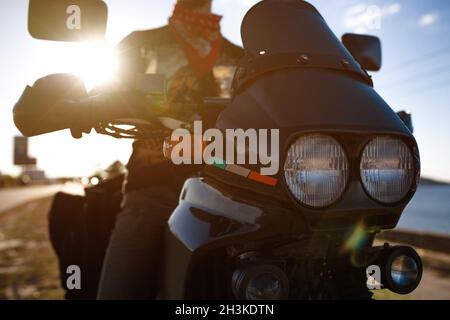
[343,222,368,252]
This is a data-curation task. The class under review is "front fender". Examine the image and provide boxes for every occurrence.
[168,177,305,252]
[162,177,305,299]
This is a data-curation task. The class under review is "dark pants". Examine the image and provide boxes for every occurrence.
[97,185,179,300]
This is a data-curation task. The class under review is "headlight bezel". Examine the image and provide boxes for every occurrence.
[281,132,419,211]
[282,133,351,209]
[359,135,417,206]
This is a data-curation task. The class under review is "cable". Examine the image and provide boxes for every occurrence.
[377,64,450,91]
[380,80,450,102]
[382,44,450,76]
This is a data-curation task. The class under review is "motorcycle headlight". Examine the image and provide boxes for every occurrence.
[366,245,422,294]
[232,264,289,300]
[390,255,420,288]
[284,134,349,207]
[360,136,414,203]
[381,246,422,295]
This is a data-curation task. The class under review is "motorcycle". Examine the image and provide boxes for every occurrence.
[14,0,421,299]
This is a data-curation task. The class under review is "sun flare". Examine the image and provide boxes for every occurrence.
[71,42,119,90]
[38,41,119,92]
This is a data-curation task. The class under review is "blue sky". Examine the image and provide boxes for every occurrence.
[1,0,450,182]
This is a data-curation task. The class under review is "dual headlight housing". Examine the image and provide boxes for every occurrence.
[283,134,417,208]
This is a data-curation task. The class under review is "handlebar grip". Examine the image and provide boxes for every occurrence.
[13,85,91,137]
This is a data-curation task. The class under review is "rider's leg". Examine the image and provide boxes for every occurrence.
[96,185,178,300]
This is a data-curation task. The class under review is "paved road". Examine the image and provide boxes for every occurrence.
[0,183,84,213]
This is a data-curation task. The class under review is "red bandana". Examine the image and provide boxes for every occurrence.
[168,3,223,77]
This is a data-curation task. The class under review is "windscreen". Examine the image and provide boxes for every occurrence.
[241,0,356,64]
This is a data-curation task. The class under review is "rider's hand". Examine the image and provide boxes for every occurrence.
[67,98,95,139]
[68,81,150,139]
[70,125,92,139]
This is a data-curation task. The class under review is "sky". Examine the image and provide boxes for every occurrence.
[0,0,450,182]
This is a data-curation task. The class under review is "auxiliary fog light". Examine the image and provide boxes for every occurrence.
[384,246,422,294]
[232,264,289,300]
[368,245,423,294]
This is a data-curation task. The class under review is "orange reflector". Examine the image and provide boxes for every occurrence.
[248,171,278,186]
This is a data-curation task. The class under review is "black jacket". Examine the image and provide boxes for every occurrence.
[115,26,244,193]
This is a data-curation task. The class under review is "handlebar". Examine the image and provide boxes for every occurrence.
[13,73,231,139]
[13,87,163,138]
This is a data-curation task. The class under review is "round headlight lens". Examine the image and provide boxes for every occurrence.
[246,272,284,300]
[284,134,349,207]
[391,255,419,288]
[360,136,414,203]
[383,246,423,294]
[232,264,289,300]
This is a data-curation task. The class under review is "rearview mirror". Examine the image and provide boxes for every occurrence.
[396,111,414,134]
[342,33,382,71]
[28,0,108,42]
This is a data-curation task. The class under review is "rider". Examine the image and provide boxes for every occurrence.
[97,0,244,299]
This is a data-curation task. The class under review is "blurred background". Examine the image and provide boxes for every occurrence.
[0,0,449,299]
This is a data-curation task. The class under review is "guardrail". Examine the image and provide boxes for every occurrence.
[377,229,450,255]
